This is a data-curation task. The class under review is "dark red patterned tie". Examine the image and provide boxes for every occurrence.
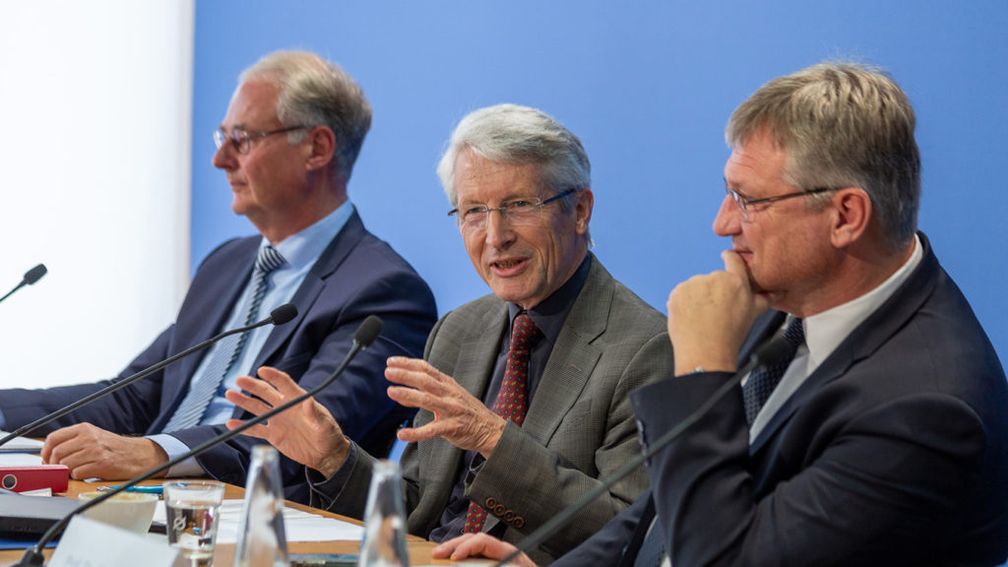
[463,312,542,533]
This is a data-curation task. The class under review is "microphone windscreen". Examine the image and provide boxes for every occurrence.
[354,315,383,347]
[269,303,298,325]
[23,264,47,285]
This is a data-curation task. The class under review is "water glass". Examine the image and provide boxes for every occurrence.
[358,459,409,567]
[164,480,226,566]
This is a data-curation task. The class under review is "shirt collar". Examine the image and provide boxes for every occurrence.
[803,234,924,367]
[259,200,354,272]
[507,253,592,346]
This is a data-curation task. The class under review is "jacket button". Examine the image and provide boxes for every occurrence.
[485,497,497,508]
[513,517,525,529]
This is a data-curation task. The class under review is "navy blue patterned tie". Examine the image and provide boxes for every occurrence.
[163,245,286,432]
[742,317,805,425]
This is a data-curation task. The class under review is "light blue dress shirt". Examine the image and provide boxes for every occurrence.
[148,201,354,476]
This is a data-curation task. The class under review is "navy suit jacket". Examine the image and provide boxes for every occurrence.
[0,212,437,499]
[559,234,1008,566]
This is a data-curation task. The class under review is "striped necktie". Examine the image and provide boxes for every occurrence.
[163,245,286,432]
[742,317,805,425]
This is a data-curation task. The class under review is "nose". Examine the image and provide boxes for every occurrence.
[713,194,742,236]
[212,140,237,170]
[484,209,515,250]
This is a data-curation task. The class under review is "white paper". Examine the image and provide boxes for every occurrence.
[49,515,178,567]
[0,452,43,466]
[153,499,365,544]
[0,431,44,450]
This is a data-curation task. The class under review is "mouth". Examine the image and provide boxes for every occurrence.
[489,257,530,277]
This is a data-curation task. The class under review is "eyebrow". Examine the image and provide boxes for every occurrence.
[458,191,541,206]
[723,176,750,197]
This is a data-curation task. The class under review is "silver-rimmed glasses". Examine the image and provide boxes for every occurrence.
[213,125,310,155]
[725,186,839,221]
[448,188,579,230]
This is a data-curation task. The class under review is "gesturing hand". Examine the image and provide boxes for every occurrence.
[225,366,349,478]
[385,356,506,457]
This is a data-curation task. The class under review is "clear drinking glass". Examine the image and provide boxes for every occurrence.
[164,480,226,566]
[358,459,409,567]
[234,446,289,567]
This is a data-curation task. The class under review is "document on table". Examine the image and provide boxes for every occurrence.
[0,431,44,453]
[0,452,43,466]
[153,499,365,543]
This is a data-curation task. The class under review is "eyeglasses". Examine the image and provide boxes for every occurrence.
[213,125,310,155]
[448,188,579,230]
[725,186,839,221]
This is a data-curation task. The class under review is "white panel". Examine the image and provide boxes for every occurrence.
[0,0,194,387]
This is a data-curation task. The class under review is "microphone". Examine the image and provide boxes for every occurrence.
[0,264,47,305]
[0,303,299,450]
[16,315,383,566]
[495,335,793,566]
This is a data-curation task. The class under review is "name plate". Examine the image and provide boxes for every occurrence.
[49,515,177,567]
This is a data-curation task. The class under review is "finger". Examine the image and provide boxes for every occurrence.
[225,388,274,416]
[256,366,307,398]
[451,533,520,562]
[43,424,84,450]
[385,356,431,371]
[233,375,283,406]
[383,363,455,395]
[431,534,475,558]
[396,422,443,444]
[70,460,124,481]
[721,250,749,279]
[386,385,445,413]
[225,418,270,439]
[48,441,95,471]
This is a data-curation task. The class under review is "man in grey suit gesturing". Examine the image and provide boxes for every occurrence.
[225,103,674,562]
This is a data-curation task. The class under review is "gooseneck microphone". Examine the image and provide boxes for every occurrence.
[16,315,383,567]
[495,335,794,566]
[0,264,48,305]
[0,303,299,450]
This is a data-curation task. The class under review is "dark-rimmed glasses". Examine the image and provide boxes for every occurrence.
[448,188,579,230]
[213,125,310,155]
[725,186,839,221]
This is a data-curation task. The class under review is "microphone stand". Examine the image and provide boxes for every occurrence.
[495,336,792,566]
[0,304,297,449]
[17,315,383,566]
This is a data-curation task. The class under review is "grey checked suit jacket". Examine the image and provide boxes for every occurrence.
[311,257,673,562]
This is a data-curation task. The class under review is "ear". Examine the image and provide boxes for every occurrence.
[303,126,337,172]
[829,188,872,248]
[574,188,594,235]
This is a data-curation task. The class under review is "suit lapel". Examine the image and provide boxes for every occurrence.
[750,235,940,453]
[246,211,367,375]
[523,258,608,446]
[160,237,258,422]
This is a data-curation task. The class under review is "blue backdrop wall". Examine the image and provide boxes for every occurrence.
[190,1,1007,366]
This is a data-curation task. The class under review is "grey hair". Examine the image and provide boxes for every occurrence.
[240,50,372,183]
[726,61,920,249]
[436,103,591,208]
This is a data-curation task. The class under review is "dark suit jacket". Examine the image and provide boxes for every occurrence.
[310,257,673,563]
[559,234,1008,566]
[0,212,437,499]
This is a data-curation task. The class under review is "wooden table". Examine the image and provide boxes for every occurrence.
[0,480,450,566]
